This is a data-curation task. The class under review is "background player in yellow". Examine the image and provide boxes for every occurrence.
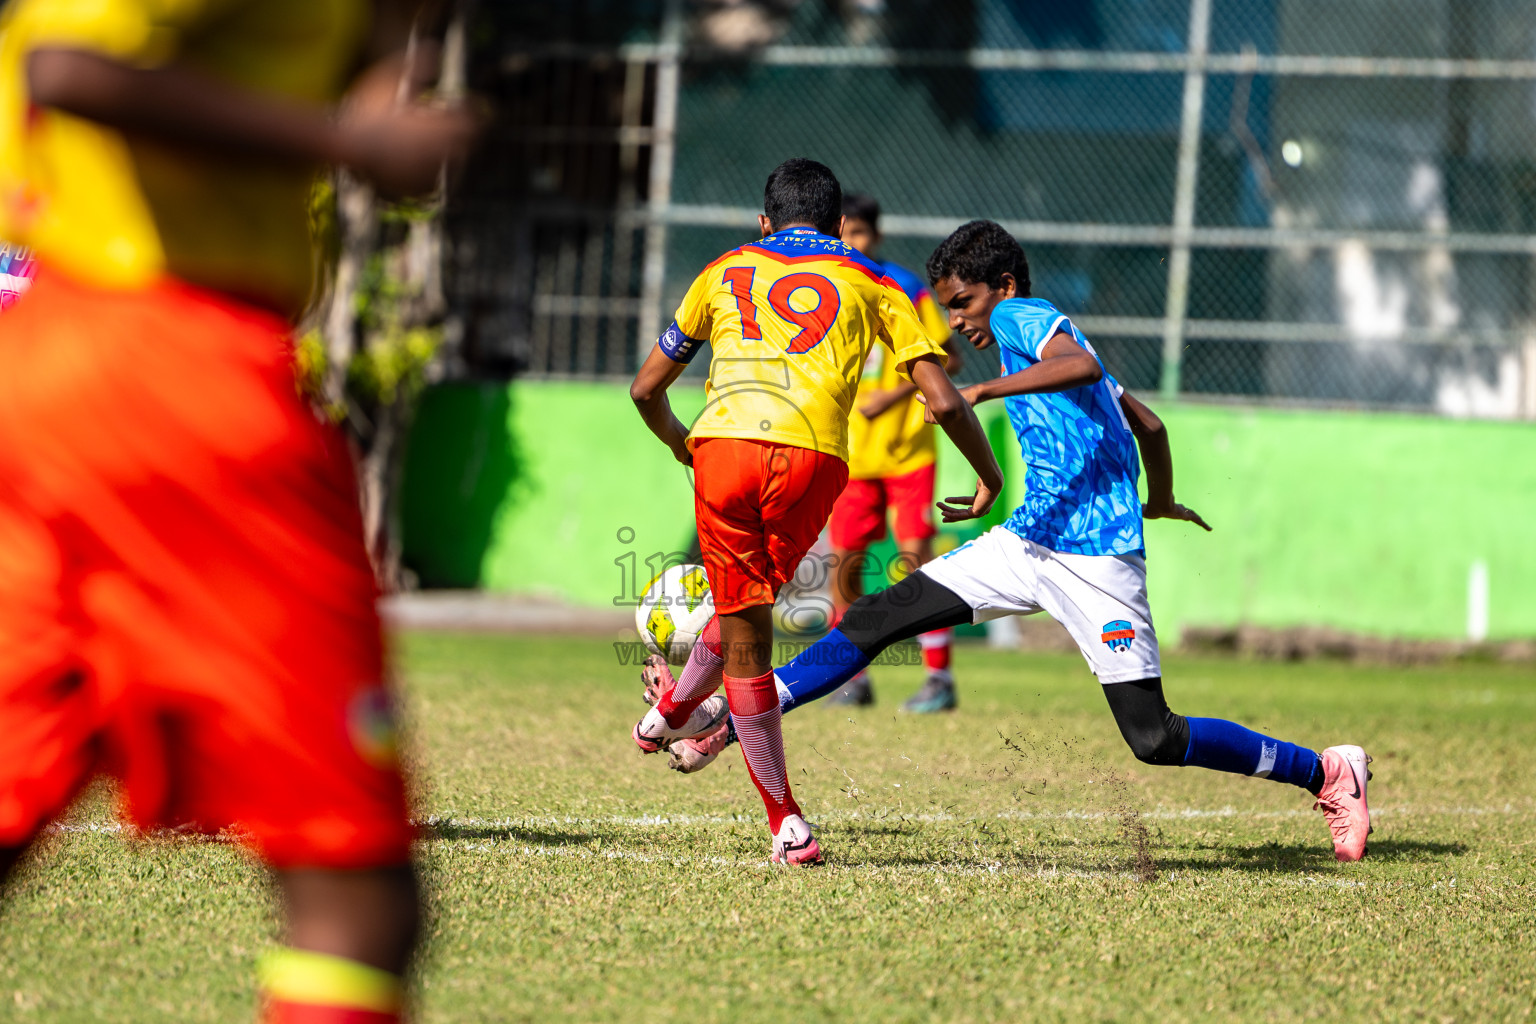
[0,1,475,1021]
[828,193,968,712]
[628,158,1004,865]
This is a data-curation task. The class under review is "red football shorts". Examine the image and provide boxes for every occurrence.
[0,271,412,869]
[692,438,848,614]
[828,461,938,551]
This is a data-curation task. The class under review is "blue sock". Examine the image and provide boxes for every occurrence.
[1184,717,1320,791]
[775,628,870,713]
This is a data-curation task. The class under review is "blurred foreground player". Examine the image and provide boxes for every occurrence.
[0,243,35,312]
[0,1,475,1020]
[648,221,1374,864]
[628,159,1003,865]
[829,193,965,712]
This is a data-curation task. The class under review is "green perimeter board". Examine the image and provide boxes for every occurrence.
[401,380,705,604]
[400,380,1536,639]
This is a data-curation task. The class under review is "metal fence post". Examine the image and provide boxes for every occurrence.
[637,0,684,363]
[1160,0,1213,400]
[1522,334,1536,420]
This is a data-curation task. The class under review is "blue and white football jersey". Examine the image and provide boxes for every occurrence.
[990,298,1144,557]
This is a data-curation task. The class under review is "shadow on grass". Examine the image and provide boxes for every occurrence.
[1152,836,1469,873]
[805,824,1472,875]
[417,822,594,846]
[1354,838,1468,862]
[882,855,1124,874]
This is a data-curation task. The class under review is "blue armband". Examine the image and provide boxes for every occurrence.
[658,321,705,364]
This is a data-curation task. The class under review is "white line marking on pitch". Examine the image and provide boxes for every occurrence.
[41,802,1528,839]
[20,825,1398,886]
[444,841,1146,881]
[431,842,1394,888]
[415,803,1530,830]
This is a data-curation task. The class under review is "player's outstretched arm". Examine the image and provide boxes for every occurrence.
[630,344,693,467]
[909,355,1003,522]
[959,330,1103,404]
[1119,391,1212,531]
[26,45,478,197]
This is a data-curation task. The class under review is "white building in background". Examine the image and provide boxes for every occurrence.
[1264,0,1536,418]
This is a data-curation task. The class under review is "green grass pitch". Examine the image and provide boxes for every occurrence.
[2,632,1533,1022]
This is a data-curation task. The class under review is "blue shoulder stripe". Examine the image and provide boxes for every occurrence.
[878,261,930,307]
[746,229,890,281]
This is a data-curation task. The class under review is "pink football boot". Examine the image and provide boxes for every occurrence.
[770,814,823,866]
[667,716,736,773]
[1314,744,1373,862]
[633,654,728,753]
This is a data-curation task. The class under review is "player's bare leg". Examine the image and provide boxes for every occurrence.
[827,546,875,705]
[896,535,957,713]
[252,867,422,1022]
[275,867,421,973]
[720,606,820,865]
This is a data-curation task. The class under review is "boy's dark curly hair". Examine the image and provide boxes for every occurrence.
[926,220,1031,296]
[764,158,843,237]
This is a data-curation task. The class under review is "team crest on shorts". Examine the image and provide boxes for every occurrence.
[348,687,400,768]
[1101,620,1135,652]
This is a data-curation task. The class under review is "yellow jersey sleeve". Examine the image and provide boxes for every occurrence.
[4,0,235,65]
[672,264,716,343]
[914,290,953,346]
[0,0,368,312]
[877,283,948,381]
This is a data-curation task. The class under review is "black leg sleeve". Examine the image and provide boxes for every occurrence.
[836,571,974,660]
[1101,677,1190,767]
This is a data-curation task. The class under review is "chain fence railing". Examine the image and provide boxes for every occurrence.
[446,0,1536,418]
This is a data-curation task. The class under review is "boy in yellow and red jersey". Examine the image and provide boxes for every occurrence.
[628,159,1003,865]
[0,1,474,1020]
[828,193,966,713]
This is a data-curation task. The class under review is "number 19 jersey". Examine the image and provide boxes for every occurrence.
[667,228,947,463]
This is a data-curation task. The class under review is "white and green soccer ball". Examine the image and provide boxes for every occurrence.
[635,563,714,665]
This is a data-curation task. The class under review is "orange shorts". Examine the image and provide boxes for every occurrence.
[827,461,938,552]
[0,271,412,869]
[692,438,848,614]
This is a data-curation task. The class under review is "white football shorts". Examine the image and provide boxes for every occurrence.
[917,525,1161,684]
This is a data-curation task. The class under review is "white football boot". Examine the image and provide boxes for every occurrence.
[771,814,824,866]
[632,696,730,754]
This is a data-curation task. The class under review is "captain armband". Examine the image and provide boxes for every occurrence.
[658,321,706,364]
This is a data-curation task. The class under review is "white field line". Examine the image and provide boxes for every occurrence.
[41,802,1529,840]
[427,838,1387,886]
[412,803,1532,830]
[452,845,1388,888]
[36,821,1137,880]
[37,817,1510,889]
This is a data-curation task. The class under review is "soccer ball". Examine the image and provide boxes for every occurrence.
[635,563,714,665]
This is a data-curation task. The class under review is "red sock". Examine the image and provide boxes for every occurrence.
[723,669,800,833]
[657,616,724,728]
[919,628,952,672]
[698,614,722,660]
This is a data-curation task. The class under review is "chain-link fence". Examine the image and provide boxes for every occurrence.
[447,0,1536,417]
